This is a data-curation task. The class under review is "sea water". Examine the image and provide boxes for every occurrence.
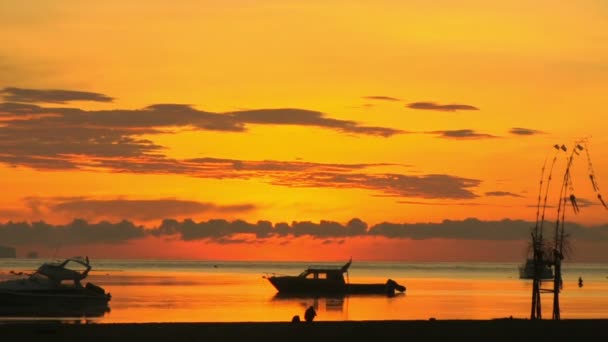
[0,259,606,323]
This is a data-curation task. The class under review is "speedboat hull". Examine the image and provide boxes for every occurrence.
[268,276,405,296]
[268,276,346,294]
[0,257,111,317]
[0,289,111,317]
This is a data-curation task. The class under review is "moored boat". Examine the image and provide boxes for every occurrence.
[264,259,406,296]
[0,256,111,317]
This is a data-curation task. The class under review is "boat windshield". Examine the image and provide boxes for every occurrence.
[28,272,52,284]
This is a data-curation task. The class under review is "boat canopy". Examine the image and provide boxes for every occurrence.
[299,259,352,276]
[35,256,91,283]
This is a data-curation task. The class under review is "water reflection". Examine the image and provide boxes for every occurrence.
[0,302,110,319]
[271,293,346,312]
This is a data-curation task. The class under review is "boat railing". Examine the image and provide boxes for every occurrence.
[306,265,345,271]
[263,272,290,278]
[308,259,352,272]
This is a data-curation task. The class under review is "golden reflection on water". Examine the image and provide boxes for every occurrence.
[1,268,606,323]
[92,272,608,322]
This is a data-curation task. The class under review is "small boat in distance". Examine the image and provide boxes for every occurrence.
[0,256,111,317]
[518,258,554,280]
[264,258,406,296]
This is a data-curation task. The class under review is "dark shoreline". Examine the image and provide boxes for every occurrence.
[2,319,607,342]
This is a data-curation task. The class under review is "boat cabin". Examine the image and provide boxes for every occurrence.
[298,267,347,283]
[297,259,351,283]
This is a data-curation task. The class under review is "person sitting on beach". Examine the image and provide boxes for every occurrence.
[304,305,317,322]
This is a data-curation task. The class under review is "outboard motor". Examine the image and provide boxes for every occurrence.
[385,279,406,296]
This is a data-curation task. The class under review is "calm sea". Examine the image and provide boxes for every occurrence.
[0,259,607,323]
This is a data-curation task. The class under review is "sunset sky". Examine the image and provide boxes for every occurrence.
[1,1,607,261]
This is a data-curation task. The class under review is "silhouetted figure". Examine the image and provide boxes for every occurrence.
[304,305,316,322]
[291,315,301,323]
[578,276,583,288]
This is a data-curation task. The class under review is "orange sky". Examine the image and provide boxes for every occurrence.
[1,0,607,261]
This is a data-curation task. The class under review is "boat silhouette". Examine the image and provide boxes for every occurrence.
[0,256,111,317]
[264,258,406,297]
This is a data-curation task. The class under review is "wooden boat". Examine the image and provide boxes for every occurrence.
[264,259,406,296]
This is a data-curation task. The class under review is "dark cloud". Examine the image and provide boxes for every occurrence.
[367,218,608,241]
[285,218,368,238]
[0,104,468,200]
[322,239,345,245]
[0,101,402,138]
[93,158,474,199]
[566,196,599,208]
[185,158,386,173]
[510,127,544,136]
[0,219,145,246]
[407,102,479,112]
[78,154,481,199]
[94,156,380,176]
[271,172,480,199]
[48,198,256,221]
[154,218,274,240]
[397,200,486,206]
[2,217,607,247]
[485,191,523,198]
[427,129,497,139]
[0,99,403,169]
[527,197,601,210]
[229,108,403,137]
[1,87,114,104]
[0,90,477,200]
[362,96,401,101]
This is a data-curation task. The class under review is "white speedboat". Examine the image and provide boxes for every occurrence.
[0,256,111,317]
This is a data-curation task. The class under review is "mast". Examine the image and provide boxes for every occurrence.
[530,139,606,320]
[530,144,562,320]
[550,143,579,320]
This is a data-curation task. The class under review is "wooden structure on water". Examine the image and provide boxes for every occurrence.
[529,139,607,320]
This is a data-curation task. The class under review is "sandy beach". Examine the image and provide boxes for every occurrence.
[2,319,607,342]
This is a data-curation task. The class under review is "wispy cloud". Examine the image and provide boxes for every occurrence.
[93,157,477,199]
[0,91,481,199]
[230,108,403,137]
[397,200,486,206]
[50,198,256,221]
[0,92,403,136]
[427,129,497,139]
[509,127,544,136]
[271,172,480,199]
[406,102,479,112]
[0,98,403,170]
[1,87,114,104]
[16,196,256,222]
[528,196,602,210]
[485,191,523,198]
[362,96,401,101]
